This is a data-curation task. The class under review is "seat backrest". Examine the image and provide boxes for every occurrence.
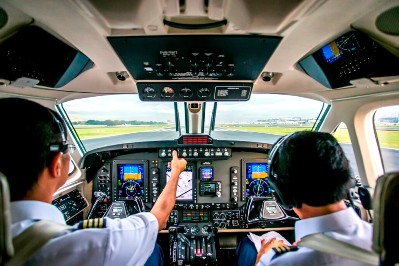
[0,171,13,265]
[372,172,399,266]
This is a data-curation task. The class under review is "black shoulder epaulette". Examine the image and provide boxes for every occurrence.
[272,245,299,255]
[77,218,107,229]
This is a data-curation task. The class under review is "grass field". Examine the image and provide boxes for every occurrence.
[74,125,173,139]
[220,126,399,149]
[74,125,399,149]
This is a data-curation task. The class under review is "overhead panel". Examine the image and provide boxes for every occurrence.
[108,35,281,101]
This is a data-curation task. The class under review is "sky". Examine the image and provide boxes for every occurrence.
[63,94,399,123]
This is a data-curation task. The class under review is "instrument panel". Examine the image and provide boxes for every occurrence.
[86,139,296,230]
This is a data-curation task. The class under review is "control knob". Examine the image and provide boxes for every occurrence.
[191,225,200,235]
[201,225,209,235]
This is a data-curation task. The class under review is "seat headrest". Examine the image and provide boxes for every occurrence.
[0,171,13,264]
[372,172,399,265]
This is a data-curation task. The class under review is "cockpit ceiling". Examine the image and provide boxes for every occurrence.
[83,0,321,35]
[0,0,398,100]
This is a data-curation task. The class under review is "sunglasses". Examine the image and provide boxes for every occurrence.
[49,143,77,154]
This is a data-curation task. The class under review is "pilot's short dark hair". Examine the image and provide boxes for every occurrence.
[0,97,66,201]
[272,131,354,207]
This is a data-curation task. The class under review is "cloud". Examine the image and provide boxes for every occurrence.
[62,94,352,124]
[63,95,175,121]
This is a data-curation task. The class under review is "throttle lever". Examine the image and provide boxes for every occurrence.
[177,233,191,246]
[87,191,107,219]
[133,196,145,212]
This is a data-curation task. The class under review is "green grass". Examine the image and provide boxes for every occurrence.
[74,125,172,139]
[331,128,399,149]
[375,130,399,149]
[219,125,312,135]
[331,129,351,144]
[220,126,399,149]
[74,125,399,149]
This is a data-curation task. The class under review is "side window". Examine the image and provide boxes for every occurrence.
[374,106,399,173]
[69,160,77,176]
[333,122,359,178]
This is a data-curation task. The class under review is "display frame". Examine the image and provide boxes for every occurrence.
[162,162,196,203]
[111,159,149,202]
[241,159,272,198]
[199,166,214,181]
[304,30,399,89]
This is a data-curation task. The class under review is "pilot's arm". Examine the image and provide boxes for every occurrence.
[150,150,187,230]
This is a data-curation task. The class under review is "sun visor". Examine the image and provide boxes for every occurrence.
[108,35,281,101]
[0,26,93,88]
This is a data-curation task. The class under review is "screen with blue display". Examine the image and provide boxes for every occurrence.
[200,167,213,181]
[321,32,362,64]
[245,162,271,197]
[117,164,145,200]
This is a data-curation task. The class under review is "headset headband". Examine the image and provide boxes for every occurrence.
[47,109,67,144]
[267,132,298,210]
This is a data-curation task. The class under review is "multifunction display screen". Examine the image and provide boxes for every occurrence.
[245,162,272,197]
[321,32,364,64]
[166,164,193,201]
[117,164,145,200]
[200,166,213,181]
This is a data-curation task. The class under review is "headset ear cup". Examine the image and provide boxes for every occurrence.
[267,133,299,210]
[268,177,293,210]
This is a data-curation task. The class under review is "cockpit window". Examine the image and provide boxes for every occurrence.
[209,94,325,143]
[62,95,178,151]
[61,94,326,152]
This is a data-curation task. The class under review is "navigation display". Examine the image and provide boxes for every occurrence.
[321,32,363,64]
[245,162,272,197]
[166,164,193,201]
[117,164,145,200]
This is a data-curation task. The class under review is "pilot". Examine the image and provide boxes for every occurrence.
[234,131,373,265]
[0,97,187,265]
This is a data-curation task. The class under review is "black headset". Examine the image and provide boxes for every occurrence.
[267,133,299,210]
[267,132,357,211]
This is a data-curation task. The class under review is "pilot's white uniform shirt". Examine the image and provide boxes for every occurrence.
[11,200,159,266]
[258,208,374,266]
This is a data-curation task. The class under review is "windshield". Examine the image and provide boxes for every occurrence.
[62,94,325,152]
[207,94,325,143]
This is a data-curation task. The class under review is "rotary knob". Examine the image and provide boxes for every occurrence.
[142,86,156,98]
[179,87,193,98]
[198,87,211,98]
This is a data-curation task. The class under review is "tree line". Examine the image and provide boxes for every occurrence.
[72,120,167,126]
